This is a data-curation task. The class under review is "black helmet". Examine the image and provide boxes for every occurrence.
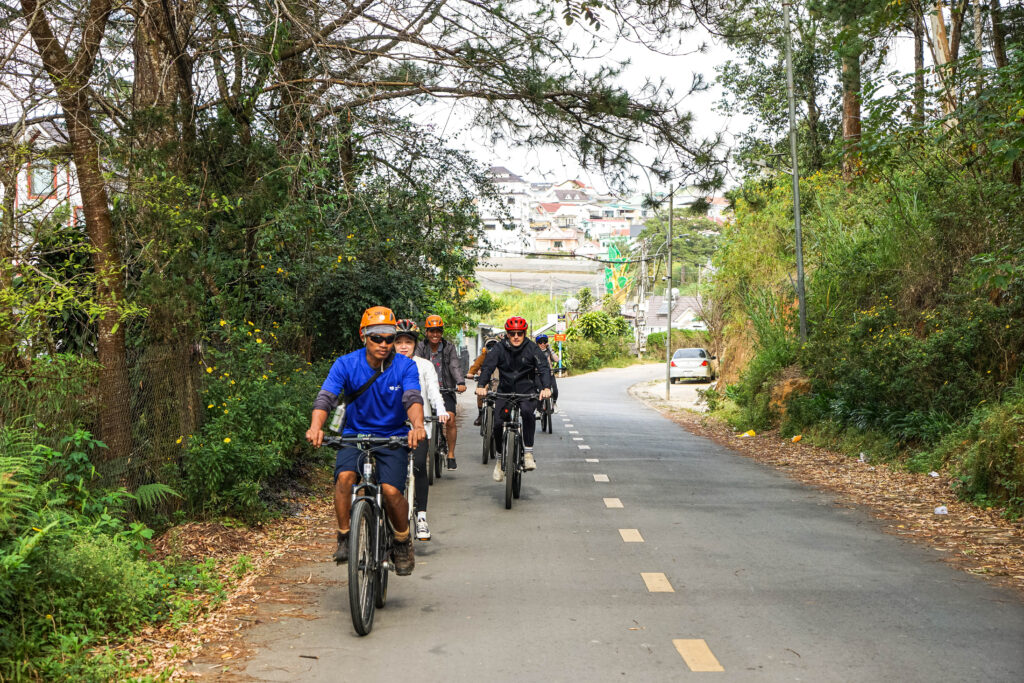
[395,318,420,340]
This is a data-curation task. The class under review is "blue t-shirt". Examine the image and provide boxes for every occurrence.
[321,350,420,436]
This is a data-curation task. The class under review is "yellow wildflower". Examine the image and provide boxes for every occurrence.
[206,367,213,373]
[224,437,231,443]
[219,320,227,326]
[176,436,183,444]
[256,338,263,344]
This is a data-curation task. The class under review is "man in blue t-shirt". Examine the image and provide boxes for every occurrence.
[306,306,426,574]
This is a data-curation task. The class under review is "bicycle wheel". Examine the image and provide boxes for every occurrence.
[512,434,523,499]
[481,407,492,464]
[348,500,376,635]
[426,434,435,486]
[540,408,549,434]
[435,431,445,480]
[504,430,516,509]
[374,522,390,609]
[544,399,553,434]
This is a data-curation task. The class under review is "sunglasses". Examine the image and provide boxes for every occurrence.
[368,334,396,344]
[507,330,525,338]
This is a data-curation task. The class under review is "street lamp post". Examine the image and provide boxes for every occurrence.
[783,0,808,342]
[666,186,674,400]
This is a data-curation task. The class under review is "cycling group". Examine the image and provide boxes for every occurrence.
[469,316,558,485]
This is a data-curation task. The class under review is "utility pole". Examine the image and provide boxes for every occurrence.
[783,0,808,342]
[666,186,674,400]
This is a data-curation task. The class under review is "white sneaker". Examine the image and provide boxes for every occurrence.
[415,517,431,541]
[492,460,505,482]
[524,451,536,471]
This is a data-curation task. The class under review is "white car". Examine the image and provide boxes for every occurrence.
[669,347,716,383]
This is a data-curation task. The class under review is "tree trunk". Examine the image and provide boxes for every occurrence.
[990,0,1008,68]
[914,11,926,123]
[973,0,985,95]
[841,44,862,177]
[21,0,133,462]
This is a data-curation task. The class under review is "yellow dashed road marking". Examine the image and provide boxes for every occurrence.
[641,572,674,592]
[673,639,724,672]
[593,473,609,482]
[604,497,623,508]
[619,529,644,542]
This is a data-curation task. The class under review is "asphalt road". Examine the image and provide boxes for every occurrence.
[230,364,1024,682]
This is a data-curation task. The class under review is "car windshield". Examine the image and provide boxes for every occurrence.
[672,348,706,359]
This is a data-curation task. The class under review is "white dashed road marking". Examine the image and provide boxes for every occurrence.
[585,458,598,463]
[578,445,591,450]
[593,474,609,482]
[603,497,623,508]
[619,529,644,542]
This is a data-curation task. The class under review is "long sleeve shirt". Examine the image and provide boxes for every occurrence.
[411,356,446,439]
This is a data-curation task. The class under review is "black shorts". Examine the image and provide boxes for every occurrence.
[442,392,457,414]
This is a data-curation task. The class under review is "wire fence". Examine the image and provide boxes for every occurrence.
[0,344,207,513]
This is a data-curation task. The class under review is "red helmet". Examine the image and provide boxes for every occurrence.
[504,316,528,332]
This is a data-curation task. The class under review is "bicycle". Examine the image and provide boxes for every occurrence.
[488,392,537,509]
[323,434,412,636]
[423,415,446,485]
[480,392,495,464]
[539,395,554,434]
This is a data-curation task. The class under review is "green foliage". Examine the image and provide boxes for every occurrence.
[0,426,227,680]
[920,377,1024,517]
[475,289,566,331]
[562,337,633,373]
[181,322,328,519]
[643,330,712,358]
[565,310,630,342]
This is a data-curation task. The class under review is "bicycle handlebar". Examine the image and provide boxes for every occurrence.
[323,435,406,449]
[487,391,539,400]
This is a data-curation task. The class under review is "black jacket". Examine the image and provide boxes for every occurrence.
[415,338,465,389]
[477,339,552,395]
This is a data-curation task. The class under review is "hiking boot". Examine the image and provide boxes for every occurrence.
[492,460,505,482]
[415,517,431,541]
[473,412,482,426]
[333,532,349,564]
[524,451,536,471]
[392,537,415,575]
[447,456,457,470]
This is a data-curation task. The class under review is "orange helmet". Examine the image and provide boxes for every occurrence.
[360,306,397,330]
[424,314,444,329]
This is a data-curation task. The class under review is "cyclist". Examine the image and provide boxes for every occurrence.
[416,315,466,469]
[394,319,448,541]
[475,317,552,481]
[534,334,560,404]
[469,336,500,426]
[305,306,426,575]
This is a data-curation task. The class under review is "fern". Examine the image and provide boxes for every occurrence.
[132,483,182,510]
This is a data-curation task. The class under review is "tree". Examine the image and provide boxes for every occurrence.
[19,0,134,462]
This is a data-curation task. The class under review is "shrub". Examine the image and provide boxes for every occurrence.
[563,337,631,372]
[644,330,711,358]
[181,321,328,519]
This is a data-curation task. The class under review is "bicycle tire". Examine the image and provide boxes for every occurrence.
[426,435,435,486]
[435,431,445,480]
[512,434,523,499]
[374,522,389,609]
[545,399,553,434]
[481,407,492,464]
[504,430,515,510]
[348,500,376,636]
[541,409,549,434]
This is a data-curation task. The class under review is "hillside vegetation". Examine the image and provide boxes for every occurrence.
[707,52,1024,515]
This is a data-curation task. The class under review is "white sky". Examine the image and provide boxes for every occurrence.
[407,18,746,196]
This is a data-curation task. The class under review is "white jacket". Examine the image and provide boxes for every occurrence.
[412,355,446,438]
